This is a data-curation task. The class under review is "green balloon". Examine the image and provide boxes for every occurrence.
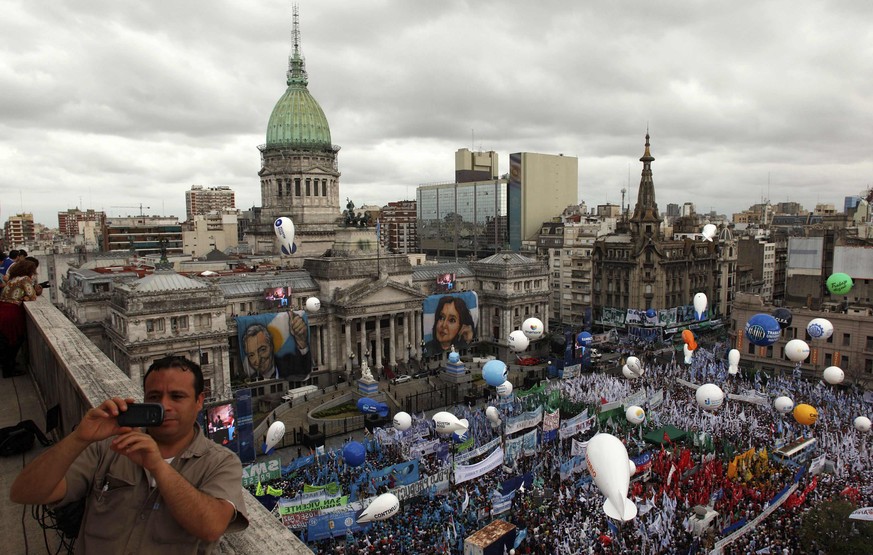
[826,273,853,295]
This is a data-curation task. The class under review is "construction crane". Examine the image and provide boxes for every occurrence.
[110,204,151,217]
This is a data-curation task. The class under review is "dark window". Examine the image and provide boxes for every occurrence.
[200,351,209,365]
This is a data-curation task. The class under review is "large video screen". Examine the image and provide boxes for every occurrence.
[205,401,238,453]
[236,311,311,382]
[264,286,292,309]
[422,291,479,355]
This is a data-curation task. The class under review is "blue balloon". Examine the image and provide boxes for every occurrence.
[357,397,376,413]
[646,308,657,319]
[342,441,366,467]
[482,360,508,387]
[448,351,460,363]
[744,314,781,346]
[576,331,593,346]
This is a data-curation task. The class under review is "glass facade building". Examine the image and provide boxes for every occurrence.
[417,180,509,258]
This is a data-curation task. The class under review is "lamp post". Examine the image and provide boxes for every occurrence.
[348,352,355,383]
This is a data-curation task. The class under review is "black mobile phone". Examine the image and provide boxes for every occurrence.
[117,403,164,427]
[39,281,51,288]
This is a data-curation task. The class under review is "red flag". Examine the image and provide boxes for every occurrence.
[663,431,671,444]
[600,396,608,405]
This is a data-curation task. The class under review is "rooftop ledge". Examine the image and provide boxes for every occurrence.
[23,297,312,554]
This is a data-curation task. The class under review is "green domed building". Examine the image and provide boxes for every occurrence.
[255,8,342,256]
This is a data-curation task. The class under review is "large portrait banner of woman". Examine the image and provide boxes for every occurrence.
[421,291,479,355]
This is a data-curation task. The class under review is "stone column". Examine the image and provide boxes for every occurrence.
[389,314,396,367]
[375,316,383,370]
[344,319,353,373]
[328,317,339,372]
[359,317,367,369]
[403,310,411,362]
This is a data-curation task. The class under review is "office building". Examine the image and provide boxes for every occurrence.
[185,186,235,221]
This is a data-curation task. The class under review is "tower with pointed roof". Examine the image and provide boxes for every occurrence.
[253,5,341,257]
[591,132,725,318]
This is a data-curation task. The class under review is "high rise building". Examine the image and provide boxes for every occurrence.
[185,186,235,221]
[3,213,35,248]
[380,201,417,254]
[103,216,183,257]
[58,208,106,238]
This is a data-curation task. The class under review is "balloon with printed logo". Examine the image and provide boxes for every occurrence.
[264,420,285,454]
[806,318,834,341]
[772,308,793,330]
[576,331,593,347]
[693,293,708,321]
[357,492,400,523]
[774,396,794,414]
[273,216,297,255]
[645,308,657,319]
[508,330,530,352]
[826,272,853,296]
[728,349,741,375]
[784,339,810,363]
[701,223,717,242]
[496,381,513,397]
[393,411,412,431]
[432,411,468,435]
[625,405,645,425]
[854,416,872,433]
[483,360,508,387]
[305,297,321,313]
[521,317,544,340]
[695,383,725,411]
[793,404,818,426]
[343,441,367,467]
[744,314,781,346]
[822,366,844,385]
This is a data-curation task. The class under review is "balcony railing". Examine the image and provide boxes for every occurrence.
[23,297,312,554]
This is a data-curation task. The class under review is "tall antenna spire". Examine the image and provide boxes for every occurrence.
[287,4,308,87]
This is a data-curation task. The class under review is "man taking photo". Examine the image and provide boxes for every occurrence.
[10,356,248,553]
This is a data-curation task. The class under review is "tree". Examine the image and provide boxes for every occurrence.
[798,499,873,554]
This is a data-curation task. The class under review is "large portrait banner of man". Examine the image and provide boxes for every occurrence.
[422,291,479,355]
[236,310,311,382]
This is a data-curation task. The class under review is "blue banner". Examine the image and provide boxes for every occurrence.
[306,510,367,541]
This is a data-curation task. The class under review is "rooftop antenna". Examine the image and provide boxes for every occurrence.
[471,129,475,151]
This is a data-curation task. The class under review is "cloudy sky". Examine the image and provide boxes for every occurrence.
[3,0,872,228]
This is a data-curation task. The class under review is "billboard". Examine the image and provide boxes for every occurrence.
[435,272,456,292]
[422,291,479,355]
[236,310,311,382]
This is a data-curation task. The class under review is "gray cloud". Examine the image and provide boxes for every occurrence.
[2,0,870,227]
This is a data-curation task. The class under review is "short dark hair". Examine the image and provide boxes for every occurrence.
[25,256,39,267]
[143,356,204,397]
[8,250,19,259]
[17,249,27,258]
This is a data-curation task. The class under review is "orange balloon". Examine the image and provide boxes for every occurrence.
[793,403,818,426]
[688,341,698,351]
[682,330,697,350]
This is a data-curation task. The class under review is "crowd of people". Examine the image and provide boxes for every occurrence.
[250,336,871,554]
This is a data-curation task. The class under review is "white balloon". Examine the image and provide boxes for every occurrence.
[773,396,794,414]
[696,383,724,411]
[305,297,321,313]
[822,366,844,385]
[393,411,412,431]
[701,224,717,241]
[626,356,642,376]
[521,318,544,340]
[265,421,285,452]
[273,216,297,255]
[784,339,810,363]
[585,433,637,521]
[508,330,530,352]
[485,406,501,423]
[625,405,645,425]
[806,318,834,341]
[432,411,468,434]
[854,416,872,432]
[728,349,740,367]
[628,460,637,476]
[728,365,739,375]
[621,365,637,379]
[683,344,693,365]
[357,493,400,523]
[693,292,708,320]
[496,381,513,397]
